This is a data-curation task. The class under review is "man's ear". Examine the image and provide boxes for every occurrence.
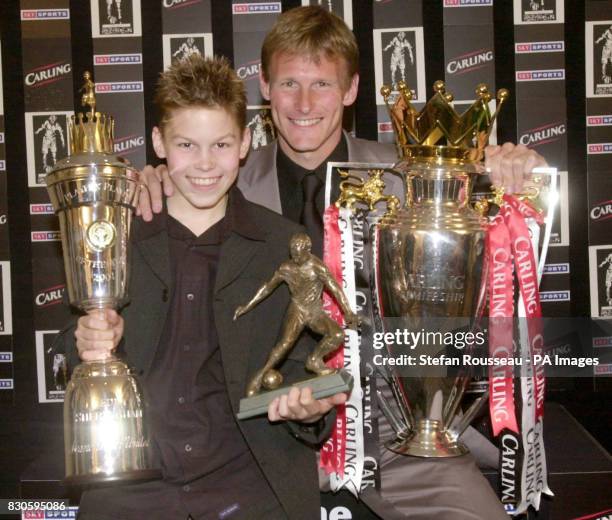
[342,73,359,107]
[259,69,271,101]
[151,127,166,159]
[239,127,252,160]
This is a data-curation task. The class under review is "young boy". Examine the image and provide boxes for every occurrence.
[63,55,344,520]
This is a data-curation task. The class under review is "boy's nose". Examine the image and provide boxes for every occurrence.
[196,152,215,170]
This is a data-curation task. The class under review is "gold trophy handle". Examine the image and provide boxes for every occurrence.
[335,168,400,217]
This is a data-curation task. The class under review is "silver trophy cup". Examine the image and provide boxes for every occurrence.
[45,72,160,485]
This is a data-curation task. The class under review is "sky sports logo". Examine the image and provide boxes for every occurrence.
[0,160,5,171]
[21,9,69,20]
[232,2,281,14]
[31,231,61,242]
[378,122,393,133]
[587,143,612,154]
[595,363,612,375]
[0,379,13,389]
[516,70,565,81]
[593,336,612,348]
[543,263,569,274]
[0,352,12,362]
[95,82,144,93]
[540,290,570,302]
[94,54,142,65]
[0,132,4,143]
[443,0,492,6]
[515,41,564,53]
[587,115,612,126]
[30,204,55,215]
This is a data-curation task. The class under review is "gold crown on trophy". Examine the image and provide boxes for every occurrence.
[381,80,509,164]
[69,71,114,155]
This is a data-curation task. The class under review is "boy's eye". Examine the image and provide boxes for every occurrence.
[216,142,230,149]
[178,142,193,149]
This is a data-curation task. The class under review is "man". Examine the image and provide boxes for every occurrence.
[35,114,65,175]
[139,7,547,519]
[384,31,414,85]
[596,25,612,83]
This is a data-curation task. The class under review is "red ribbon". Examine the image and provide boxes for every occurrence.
[487,195,545,435]
[319,205,346,476]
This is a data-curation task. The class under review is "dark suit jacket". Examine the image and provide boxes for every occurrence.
[59,192,329,519]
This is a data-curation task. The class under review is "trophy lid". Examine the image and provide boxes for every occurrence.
[46,71,137,184]
[381,80,509,165]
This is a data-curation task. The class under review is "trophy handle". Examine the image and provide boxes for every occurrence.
[335,168,400,217]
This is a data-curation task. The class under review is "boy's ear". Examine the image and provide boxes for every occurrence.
[259,69,271,101]
[151,127,166,159]
[239,127,252,160]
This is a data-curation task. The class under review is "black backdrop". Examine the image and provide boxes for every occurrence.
[0,0,607,505]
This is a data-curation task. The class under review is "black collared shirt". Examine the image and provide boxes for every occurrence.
[276,135,348,224]
[139,187,280,519]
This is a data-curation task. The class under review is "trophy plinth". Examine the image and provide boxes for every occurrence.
[386,419,469,458]
[46,72,160,485]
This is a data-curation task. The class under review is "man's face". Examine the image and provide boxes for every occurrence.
[290,240,311,263]
[152,106,250,216]
[260,52,358,169]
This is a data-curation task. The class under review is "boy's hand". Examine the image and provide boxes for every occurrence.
[485,143,547,195]
[136,164,173,221]
[267,386,347,424]
[75,308,124,362]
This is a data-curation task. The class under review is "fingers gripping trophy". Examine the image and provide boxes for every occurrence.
[45,72,160,485]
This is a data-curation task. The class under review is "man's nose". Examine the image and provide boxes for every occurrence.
[296,87,313,114]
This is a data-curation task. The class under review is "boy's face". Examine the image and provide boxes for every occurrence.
[152,106,250,214]
[259,52,358,168]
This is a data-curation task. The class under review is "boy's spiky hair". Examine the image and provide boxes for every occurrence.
[154,55,247,131]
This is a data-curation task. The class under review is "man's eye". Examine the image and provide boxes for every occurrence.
[282,80,295,88]
[317,81,330,87]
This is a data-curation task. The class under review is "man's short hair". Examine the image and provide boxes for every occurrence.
[154,55,247,132]
[261,6,359,88]
[290,232,312,251]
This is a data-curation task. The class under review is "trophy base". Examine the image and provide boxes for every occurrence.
[63,468,162,487]
[385,419,469,458]
[237,370,353,420]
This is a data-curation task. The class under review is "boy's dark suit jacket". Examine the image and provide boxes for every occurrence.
[60,190,330,520]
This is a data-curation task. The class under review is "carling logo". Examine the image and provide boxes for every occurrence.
[590,200,612,222]
[0,352,12,362]
[163,0,202,8]
[236,61,261,81]
[114,135,145,155]
[30,203,55,215]
[587,115,612,126]
[25,62,71,88]
[378,122,393,133]
[540,290,570,302]
[31,231,61,242]
[516,70,565,81]
[519,122,566,147]
[543,263,569,274]
[95,82,144,93]
[0,379,13,389]
[21,9,70,20]
[94,54,142,66]
[446,49,494,75]
[232,2,281,14]
[595,363,612,375]
[444,0,492,5]
[35,284,65,308]
[587,143,612,154]
[593,336,612,348]
[515,41,564,54]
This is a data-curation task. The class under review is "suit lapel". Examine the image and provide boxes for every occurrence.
[134,232,172,288]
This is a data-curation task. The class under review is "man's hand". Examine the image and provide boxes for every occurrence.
[485,142,547,195]
[267,386,347,424]
[136,164,173,221]
[75,308,124,362]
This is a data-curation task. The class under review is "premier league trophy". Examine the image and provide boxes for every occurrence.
[45,72,160,484]
[336,81,508,457]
